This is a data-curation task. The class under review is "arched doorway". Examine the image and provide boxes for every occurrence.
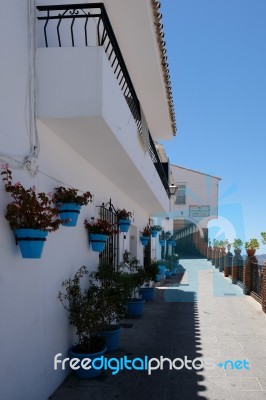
[173,218,208,258]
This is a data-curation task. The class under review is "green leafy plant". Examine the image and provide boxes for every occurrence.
[232,238,243,249]
[89,263,131,328]
[121,251,146,298]
[1,165,62,231]
[58,266,106,353]
[245,238,260,250]
[212,239,219,247]
[150,225,162,232]
[261,232,266,245]
[140,226,151,237]
[84,218,117,236]
[54,186,93,206]
[160,230,169,240]
[116,208,132,220]
[141,261,159,287]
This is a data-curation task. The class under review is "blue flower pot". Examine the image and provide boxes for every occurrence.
[15,229,48,259]
[118,219,131,233]
[159,239,166,246]
[127,298,145,316]
[140,287,155,301]
[165,270,172,279]
[58,203,81,227]
[158,265,166,274]
[140,236,150,246]
[68,345,106,379]
[168,240,175,246]
[89,233,108,252]
[100,325,122,352]
[151,230,158,238]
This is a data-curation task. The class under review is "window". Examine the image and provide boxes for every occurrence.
[175,184,186,205]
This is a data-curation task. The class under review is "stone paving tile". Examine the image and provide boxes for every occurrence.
[258,378,266,390]
[102,386,166,400]
[231,391,266,400]
[166,386,231,400]
[49,259,266,400]
[49,384,105,400]
[225,377,261,390]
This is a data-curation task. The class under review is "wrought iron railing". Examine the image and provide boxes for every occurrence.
[36,3,170,197]
[97,201,120,270]
[237,263,244,283]
[250,261,263,301]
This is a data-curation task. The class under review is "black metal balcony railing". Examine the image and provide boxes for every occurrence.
[36,3,170,197]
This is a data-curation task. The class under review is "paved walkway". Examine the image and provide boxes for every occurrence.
[50,259,266,400]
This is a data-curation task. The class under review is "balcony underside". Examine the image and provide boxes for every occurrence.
[36,47,169,213]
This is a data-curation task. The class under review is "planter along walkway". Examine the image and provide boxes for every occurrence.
[50,259,266,400]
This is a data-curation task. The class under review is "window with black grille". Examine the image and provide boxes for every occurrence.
[175,184,186,205]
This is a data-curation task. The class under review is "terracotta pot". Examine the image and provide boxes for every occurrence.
[246,249,256,257]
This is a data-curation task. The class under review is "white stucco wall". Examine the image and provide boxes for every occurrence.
[170,165,220,229]
[0,121,154,400]
[36,46,170,213]
[0,1,171,399]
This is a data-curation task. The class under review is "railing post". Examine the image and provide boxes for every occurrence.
[232,253,239,284]
[215,248,220,269]
[243,254,257,295]
[207,245,212,261]
[212,247,216,266]
[224,251,233,277]
[219,247,225,272]
[262,262,266,313]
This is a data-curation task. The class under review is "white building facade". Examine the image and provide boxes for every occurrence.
[0,1,176,399]
[170,164,221,257]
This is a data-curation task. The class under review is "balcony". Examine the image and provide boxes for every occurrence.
[36,3,170,212]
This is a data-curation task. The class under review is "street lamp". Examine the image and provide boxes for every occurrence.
[169,183,178,196]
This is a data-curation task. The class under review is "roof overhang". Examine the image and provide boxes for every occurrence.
[101,0,176,140]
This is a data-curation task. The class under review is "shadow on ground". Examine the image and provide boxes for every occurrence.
[49,274,209,400]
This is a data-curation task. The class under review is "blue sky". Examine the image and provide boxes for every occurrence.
[160,0,266,251]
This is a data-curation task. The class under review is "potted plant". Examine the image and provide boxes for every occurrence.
[245,238,259,257]
[167,235,176,246]
[89,263,130,352]
[139,226,151,246]
[232,238,243,255]
[1,166,62,258]
[84,218,117,252]
[159,231,167,246]
[261,232,266,245]
[121,251,146,316]
[58,266,106,379]
[157,259,168,275]
[54,186,93,227]
[150,225,162,238]
[212,239,219,249]
[115,208,132,233]
[140,260,159,301]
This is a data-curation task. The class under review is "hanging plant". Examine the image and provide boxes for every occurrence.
[150,225,162,238]
[1,165,62,258]
[84,218,117,252]
[116,208,132,233]
[54,186,93,227]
